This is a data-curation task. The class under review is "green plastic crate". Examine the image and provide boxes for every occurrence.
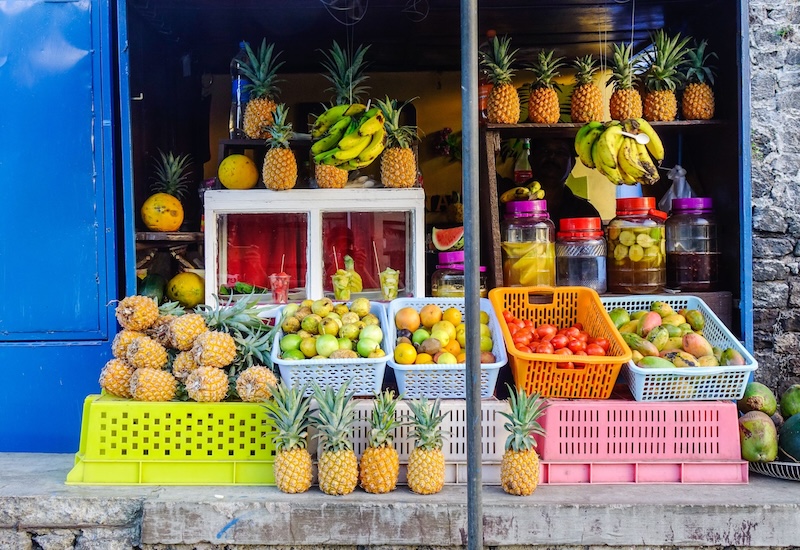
[66,394,276,485]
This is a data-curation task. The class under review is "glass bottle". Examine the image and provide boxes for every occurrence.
[501,200,556,287]
[666,197,719,291]
[556,217,607,293]
[430,251,488,298]
[513,138,532,184]
[229,41,251,139]
[606,197,667,294]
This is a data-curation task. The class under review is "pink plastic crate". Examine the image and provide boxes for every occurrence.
[539,461,748,484]
[533,395,742,462]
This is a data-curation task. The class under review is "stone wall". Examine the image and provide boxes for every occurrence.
[749,1,800,395]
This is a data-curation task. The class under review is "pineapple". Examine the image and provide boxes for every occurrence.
[359,390,402,494]
[145,301,185,348]
[240,39,285,139]
[99,358,135,398]
[115,295,159,331]
[125,335,168,370]
[376,96,419,188]
[151,150,191,200]
[406,397,447,495]
[262,104,297,190]
[311,382,359,496]
[315,163,349,189]
[191,330,237,368]
[480,35,520,124]
[262,380,314,494]
[168,312,207,351]
[141,151,192,232]
[111,329,146,359]
[607,43,643,121]
[527,50,565,124]
[185,365,230,402]
[499,387,548,496]
[130,368,177,402]
[196,294,271,335]
[236,365,278,402]
[642,30,691,122]
[171,350,199,382]
[681,40,717,120]
[570,55,603,123]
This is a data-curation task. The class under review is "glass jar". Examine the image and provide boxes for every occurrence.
[666,197,719,291]
[501,200,556,287]
[556,217,607,293]
[607,197,667,294]
[430,251,488,297]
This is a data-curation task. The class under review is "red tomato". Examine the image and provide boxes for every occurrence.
[564,326,581,339]
[536,324,557,340]
[567,339,586,354]
[550,333,569,350]
[508,325,519,336]
[535,341,555,355]
[572,322,584,330]
[558,361,575,369]
[513,332,532,346]
[589,337,610,352]
[553,347,573,356]
[515,344,532,353]
[586,343,606,356]
[523,319,534,328]
[576,331,590,343]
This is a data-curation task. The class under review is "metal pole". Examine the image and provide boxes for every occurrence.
[460,1,482,549]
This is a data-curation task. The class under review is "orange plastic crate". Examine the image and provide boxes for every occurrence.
[488,286,631,399]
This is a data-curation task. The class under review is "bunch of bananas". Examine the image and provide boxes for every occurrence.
[310,104,386,171]
[574,118,665,186]
[499,180,545,204]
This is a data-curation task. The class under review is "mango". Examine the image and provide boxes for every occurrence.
[738,382,778,416]
[630,350,644,363]
[696,355,720,367]
[663,323,683,338]
[662,336,684,351]
[682,332,714,358]
[660,350,700,368]
[720,347,746,366]
[645,325,670,351]
[608,307,630,329]
[678,323,694,336]
[630,310,648,321]
[650,301,676,318]
[618,320,640,334]
[685,309,705,331]
[678,308,689,317]
[636,311,663,337]
[637,356,677,369]
[712,346,723,362]
[739,410,778,462]
[621,332,659,357]
[661,314,686,327]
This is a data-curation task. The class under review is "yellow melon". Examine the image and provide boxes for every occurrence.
[218,154,259,190]
[166,272,205,308]
[141,193,184,232]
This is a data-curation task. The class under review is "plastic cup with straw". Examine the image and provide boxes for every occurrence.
[269,254,290,304]
[331,245,352,300]
[374,241,400,301]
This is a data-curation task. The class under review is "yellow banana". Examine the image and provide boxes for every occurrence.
[594,124,624,170]
[633,117,665,163]
[332,134,372,161]
[531,189,545,199]
[336,121,366,150]
[356,127,386,162]
[636,141,660,185]
[500,187,531,203]
[592,139,624,185]
[574,121,604,168]
[617,137,648,181]
[357,112,385,136]
[310,116,351,155]
[527,180,542,194]
[343,103,368,118]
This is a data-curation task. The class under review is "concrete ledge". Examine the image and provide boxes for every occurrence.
[2,453,800,548]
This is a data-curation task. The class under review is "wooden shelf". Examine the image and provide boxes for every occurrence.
[136,232,204,243]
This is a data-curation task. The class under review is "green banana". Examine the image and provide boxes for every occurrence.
[314,148,340,165]
[576,123,604,169]
[336,120,366,150]
[633,117,665,163]
[357,112,385,136]
[332,134,371,161]
[593,124,624,170]
[355,127,386,162]
[310,116,351,155]
[311,104,350,137]
[635,141,660,185]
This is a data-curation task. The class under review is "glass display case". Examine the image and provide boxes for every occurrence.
[204,188,426,304]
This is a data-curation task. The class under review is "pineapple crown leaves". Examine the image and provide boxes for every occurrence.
[684,39,718,86]
[643,30,692,92]
[232,325,277,371]
[158,300,186,317]
[151,150,192,199]
[319,41,372,105]
[367,389,403,448]
[572,54,599,86]
[240,39,285,100]
[262,381,312,452]
[607,42,642,91]
[407,397,448,451]
[310,380,358,453]
[264,104,293,149]
[480,35,518,87]
[375,95,420,149]
[196,294,276,335]
[527,50,565,91]
[499,385,548,453]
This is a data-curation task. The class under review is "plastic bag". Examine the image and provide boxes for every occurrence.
[657,165,693,212]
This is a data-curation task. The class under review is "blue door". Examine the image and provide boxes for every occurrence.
[0,0,126,452]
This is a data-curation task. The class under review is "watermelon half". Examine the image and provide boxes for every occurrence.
[432,226,465,251]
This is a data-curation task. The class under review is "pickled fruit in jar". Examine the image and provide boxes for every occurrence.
[618,230,636,246]
[502,241,555,286]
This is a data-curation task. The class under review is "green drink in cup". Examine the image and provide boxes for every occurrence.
[379,267,400,300]
[332,269,352,300]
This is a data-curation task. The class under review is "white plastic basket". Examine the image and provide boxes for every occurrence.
[271,302,389,396]
[600,295,757,401]
[384,297,507,399]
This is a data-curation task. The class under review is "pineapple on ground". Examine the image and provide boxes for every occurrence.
[263,380,314,494]
[262,104,298,190]
[480,35,520,124]
[499,387,548,496]
[376,96,419,188]
[126,335,168,370]
[359,390,402,494]
[185,365,230,402]
[406,397,448,495]
[115,295,159,332]
[130,368,177,402]
[99,358,135,398]
[311,382,359,496]
[240,39,285,139]
[570,55,603,123]
[681,39,717,120]
[607,43,643,121]
[527,50,565,124]
[642,30,691,122]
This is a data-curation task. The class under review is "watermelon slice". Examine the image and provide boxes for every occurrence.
[432,226,465,251]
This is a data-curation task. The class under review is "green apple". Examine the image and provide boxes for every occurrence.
[436,351,458,365]
[412,328,431,345]
[359,324,383,344]
[356,337,380,358]
[316,334,340,357]
[479,311,490,324]
[279,333,302,352]
[299,337,318,358]
[339,322,362,340]
[282,303,300,318]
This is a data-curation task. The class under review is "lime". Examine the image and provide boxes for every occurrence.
[618,230,636,246]
[614,244,629,260]
[628,244,645,262]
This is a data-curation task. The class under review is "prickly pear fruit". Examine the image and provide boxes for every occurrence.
[645,325,670,351]
[737,382,778,416]
[780,384,800,419]
[608,307,630,329]
[660,350,699,368]
[738,410,778,462]
[684,309,705,331]
[719,348,746,366]
[650,301,676,318]
[618,320,639,334]
[661,314,686,327]
[682,333,714,358]
[637,311,663,337]
[696,355,720,367]
[637,356,676,369]
[621,332,659,357]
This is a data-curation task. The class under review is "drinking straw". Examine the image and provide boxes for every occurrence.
[333,246,339,271]
[372,241,381,275]
[280,254,285,273]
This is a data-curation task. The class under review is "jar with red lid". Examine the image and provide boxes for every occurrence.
[607,197,667,294]
[556,217,607,293]
[665,197,719,291]
[430,250,488,297]
[500,200,555,287]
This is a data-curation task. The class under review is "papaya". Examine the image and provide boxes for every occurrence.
[663,323,683,338]
[138,273,167,304]
[739,411,778,462]
[738,382,778,416]
[778,412,800,462]
[662,336,684,351]
[608,307,630,329]
[630,310,648,321]
[660,350,699,368]
[678,323,694,336]
[696,355,720,367]
[650,301,676,318]
[630,350,644,363]
[661,314,686,327]
[618,320,640,334]
[780,384,800,419]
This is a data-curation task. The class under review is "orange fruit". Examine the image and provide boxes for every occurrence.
[443,339,461,355]
[414,352,434,364]
[442,307,463,327]
[218,154,259,189]
[456,352,467,363]
[393,342,417,365]
[419,304,443,328]
[395,307,421,332]
[141,193,184,232]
